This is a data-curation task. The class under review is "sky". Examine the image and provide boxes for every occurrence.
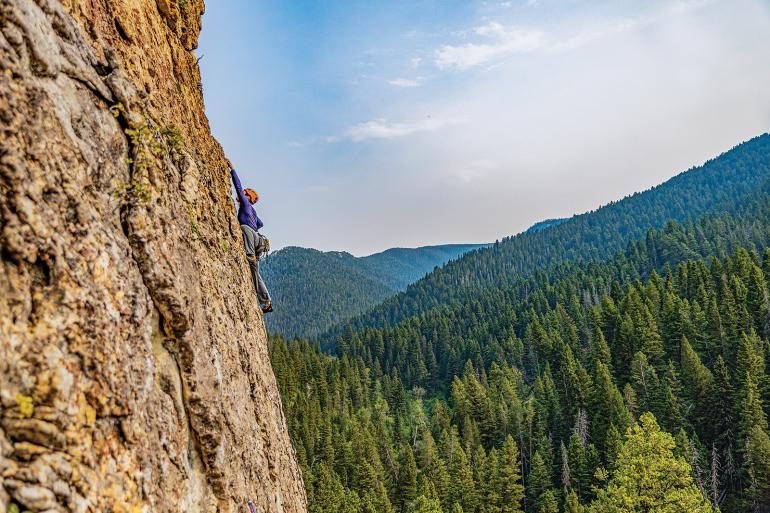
[198,0,770,256]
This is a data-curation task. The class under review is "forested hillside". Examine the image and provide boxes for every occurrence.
[262,244,486,338]
[331,134,770,337]
[270,135,770,513]
[272,206,770,513]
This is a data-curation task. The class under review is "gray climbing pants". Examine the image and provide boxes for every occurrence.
[240,225,270,305]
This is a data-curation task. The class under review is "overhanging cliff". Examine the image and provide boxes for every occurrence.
[0,1,306,512]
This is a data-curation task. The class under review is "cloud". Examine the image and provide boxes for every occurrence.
[389,77,423,87]
[435,2,699,70]
[449,159,499,184]
[289,118,467,145]
[342,118,468,142]
[475,21,508,37]
[434,25,545,69]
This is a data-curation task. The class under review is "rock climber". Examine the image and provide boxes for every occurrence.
[227,159,273,313]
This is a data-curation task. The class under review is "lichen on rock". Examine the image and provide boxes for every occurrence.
[0,1,306,512]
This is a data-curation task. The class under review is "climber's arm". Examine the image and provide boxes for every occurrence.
[229,167,249,207]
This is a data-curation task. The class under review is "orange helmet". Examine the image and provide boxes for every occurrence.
[244,188,259,204]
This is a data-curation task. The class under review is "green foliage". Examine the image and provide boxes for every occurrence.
[110,107,187,209]
[746,425,770,510]
[160,124,184,152]
[564,491,584,513]
[410,496,444,513]
[498,436,525,513]
[589,413,712,513]
[397,444,418,512]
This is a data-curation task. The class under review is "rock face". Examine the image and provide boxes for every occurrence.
[0,1,307,512]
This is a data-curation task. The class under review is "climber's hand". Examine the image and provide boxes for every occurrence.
[225,158,234,171]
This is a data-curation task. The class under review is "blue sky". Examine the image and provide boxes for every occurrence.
[198,0,770,255]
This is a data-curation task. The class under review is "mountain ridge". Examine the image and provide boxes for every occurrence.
[327,133,770,340]
[262,243,487,338]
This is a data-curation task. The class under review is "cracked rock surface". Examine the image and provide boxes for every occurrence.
[0,1,307,512]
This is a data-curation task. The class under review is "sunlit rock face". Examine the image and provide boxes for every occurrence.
[0,1,307,512]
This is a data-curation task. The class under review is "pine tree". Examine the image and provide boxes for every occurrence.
[447,444,477,513]
[591,362,632,452]
[679,336,714,427]
[660,362,687,434]
[591,325,612,372]
[498,436,525,513]
[313,463,346,513]
[567,432,589,500]
[604,424,623,470]
[564,491,584,513]
[736,331,765,389]
[397,444,418,512]
[738,374,768,448]
[485,447,502,513]
[629,352,661,419]
[420,431,450,504]
[746,425,770,512]
[410,495,444,513]
[589,413,713,513]
[746,264,770,338]
[538,490,558,513]
[527,451,552,513]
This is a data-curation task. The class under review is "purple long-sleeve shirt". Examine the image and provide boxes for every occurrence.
[231,169,263,232]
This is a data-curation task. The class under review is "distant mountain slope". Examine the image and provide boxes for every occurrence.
[354,244,491,290]
[331,133,770,337]
[261,243,487,338]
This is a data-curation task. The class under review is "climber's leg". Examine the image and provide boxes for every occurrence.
[240,224,258,256]
[241,224,271,309]
[253,258,271,307]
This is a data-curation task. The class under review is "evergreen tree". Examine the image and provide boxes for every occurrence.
[738,374,768,450]
[591,362,632,451]
[410,495,444,513]
[448,444,477,513]
[564,491,584,513]
[746,425,770,513]
[567,433,590,500]
[498,436,525,513]
[397,444,418,512]
[679,336,714,427]
[313,463,346,513]
[538,490,558,513]
[629,351,661,419]
[589,413,712,513]
[527,451,552,513]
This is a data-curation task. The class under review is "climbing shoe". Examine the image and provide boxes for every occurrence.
[262,302,273,314]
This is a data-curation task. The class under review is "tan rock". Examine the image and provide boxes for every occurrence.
[0,0,307,512]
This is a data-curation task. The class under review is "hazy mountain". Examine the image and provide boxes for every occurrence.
[333,133,770,337]
[261,243,487,338]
